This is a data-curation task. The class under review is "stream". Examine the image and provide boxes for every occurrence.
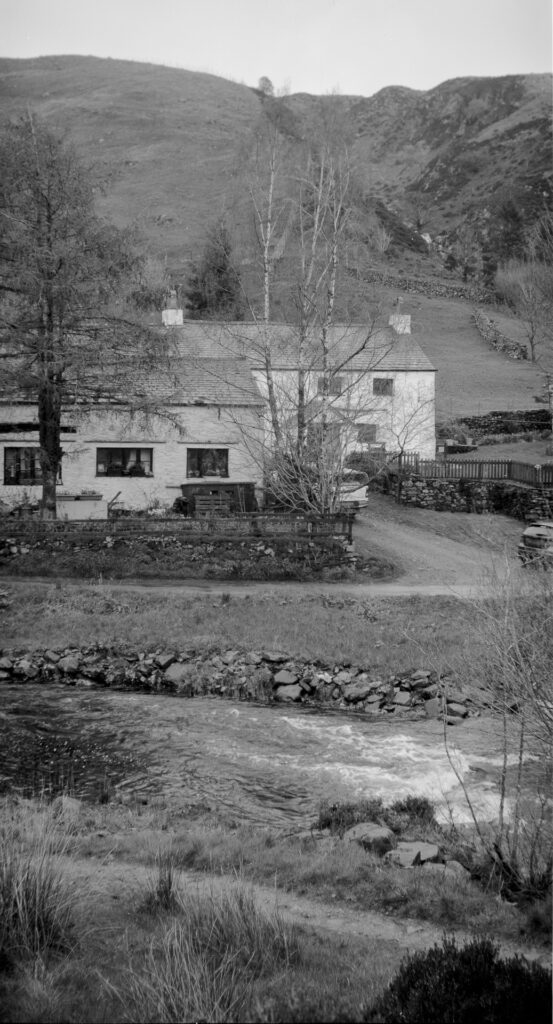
[0,682,521,827]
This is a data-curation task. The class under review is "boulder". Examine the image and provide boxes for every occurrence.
[446,702,468,718]
[410,675,434,691]
[343,680,377,703]
[57,654,81,675]
[222,650,241,665]
[393,690,412,707]
[244,651,262,665]
[445,688,468,705]
[0,656,13,671]
[163,661,200,693]
[274,669,299,686]
[15,658,39,679]
[422,861,470,882]
[343,822,395,855]
[51,795,82,823]
[385,841,442,868]
[155,651,175,670]
[334,670,354,685]
[424,697,443,718]
[262,651,289,663]
[274,684,302,702]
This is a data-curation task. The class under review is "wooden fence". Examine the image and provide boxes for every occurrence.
[0,512,354,544]
[396,454,553,488]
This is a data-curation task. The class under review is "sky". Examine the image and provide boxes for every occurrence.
[1,0,551,96]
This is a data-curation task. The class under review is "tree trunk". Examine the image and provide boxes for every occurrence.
[38,380,62,520]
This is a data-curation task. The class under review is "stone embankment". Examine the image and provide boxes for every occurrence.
[0,644,478,723]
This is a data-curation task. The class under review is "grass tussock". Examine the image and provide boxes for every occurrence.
[123,885,300,1024]
[0,804,76,971]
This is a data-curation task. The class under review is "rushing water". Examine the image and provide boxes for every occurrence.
[0,682,516,827]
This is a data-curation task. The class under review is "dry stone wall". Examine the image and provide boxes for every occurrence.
[472,309,528,360]
[397,476,553,519]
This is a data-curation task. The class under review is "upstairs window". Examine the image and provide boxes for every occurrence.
[96,448,153,477]
[3,447,50,485]
[187,448,228,478]
[317,376,344,396]
[373,378,394,397]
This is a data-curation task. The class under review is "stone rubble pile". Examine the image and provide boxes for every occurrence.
[0,644,478,722]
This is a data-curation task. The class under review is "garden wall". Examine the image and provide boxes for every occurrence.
[0,513,386,581]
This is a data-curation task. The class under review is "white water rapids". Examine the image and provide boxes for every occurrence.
[0,684,514,826]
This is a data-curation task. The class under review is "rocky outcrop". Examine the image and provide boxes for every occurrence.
[0,643,479,722]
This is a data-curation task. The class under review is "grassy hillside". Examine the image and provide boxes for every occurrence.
[0,55,261,270]
[374,288,545,419]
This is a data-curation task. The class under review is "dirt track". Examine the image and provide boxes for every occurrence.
[353,494,522,590]
[65,855,550,969]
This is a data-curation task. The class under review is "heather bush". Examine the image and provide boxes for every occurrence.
[363,935,552,1023]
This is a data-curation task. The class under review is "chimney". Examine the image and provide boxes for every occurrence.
[388,296,411,335]
[162,288,184,326]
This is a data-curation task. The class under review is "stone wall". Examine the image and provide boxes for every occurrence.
[363,269,484,302]
[0,526,360,580]
[397,475,553,520]
[472,309,528,361]
[0,643,476,723]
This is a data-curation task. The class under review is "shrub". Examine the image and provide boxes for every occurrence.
[388,795,436,827]
[317,799,385,836]
[317,796,437,838]
[363,936,552,1023]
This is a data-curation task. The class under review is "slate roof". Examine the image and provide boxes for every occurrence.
[0,355,264,408]
[121,358,264,407]
[165,321,436,373]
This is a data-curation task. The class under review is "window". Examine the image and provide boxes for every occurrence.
[357,423,377,444]
[317,376,344,396]
[96,448,153,477]
[3,447,61,485]
[373,378,394,397]
[187,448,228,478]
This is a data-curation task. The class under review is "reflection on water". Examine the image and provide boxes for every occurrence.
[0,683,515,827]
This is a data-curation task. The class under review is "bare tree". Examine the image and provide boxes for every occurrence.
[441,566,553,900]
[495,210,553,427]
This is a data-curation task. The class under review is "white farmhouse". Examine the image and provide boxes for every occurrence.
[0,300,435,513]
